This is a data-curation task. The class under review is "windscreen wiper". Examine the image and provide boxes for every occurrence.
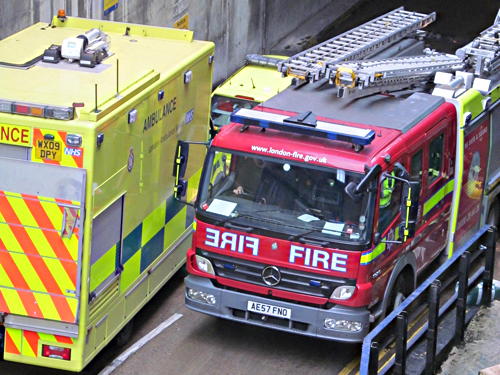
[214,208,294,231]
[287,228,324,242]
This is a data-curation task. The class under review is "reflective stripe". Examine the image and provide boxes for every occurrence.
[22,330,39,357]
[360,242,386,265]
[90,243,117,293]
[120,168,200,292]
[142,202,167,247]
[5,328,22,355]
[31,128,84,168]
[0,280,27,316]
[4,328,74,358]
[423,179,455,216]
[0,190,80,323]
[0,244,41,317]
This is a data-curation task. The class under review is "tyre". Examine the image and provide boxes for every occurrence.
[387,272,413,315]
[114,320,134,347]
[375,272,414,344]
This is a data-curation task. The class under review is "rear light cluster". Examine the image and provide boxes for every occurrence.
[0,99,74,120]
[42,344,71,360]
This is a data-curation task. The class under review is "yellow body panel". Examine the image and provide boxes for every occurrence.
[0,16,214,371]
[212,55,292,103]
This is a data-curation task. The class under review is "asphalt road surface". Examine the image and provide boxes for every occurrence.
[1,238,498,375]
[0,269,360,375]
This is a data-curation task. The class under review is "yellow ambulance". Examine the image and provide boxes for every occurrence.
[211,54,292,128]
[0,13,213,371]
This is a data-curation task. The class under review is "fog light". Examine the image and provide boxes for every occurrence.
[195,255,215,275]
[324,318,362,332]
[324,318,336,329]
[187,288,216,305]
[330,285,356,300]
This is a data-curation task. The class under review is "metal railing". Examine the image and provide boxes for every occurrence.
[360,225,497,375]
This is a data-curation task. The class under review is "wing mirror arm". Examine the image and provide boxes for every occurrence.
[345,164,381,201]
[172,140,209,202]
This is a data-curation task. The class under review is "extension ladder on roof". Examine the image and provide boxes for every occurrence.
[278,7,436,82]
[330,51,465,98]
[456,11,500,76]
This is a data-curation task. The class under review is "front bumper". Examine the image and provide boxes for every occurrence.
[185,275,370,343]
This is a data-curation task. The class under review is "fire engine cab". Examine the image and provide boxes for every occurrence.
[173,8,499,342]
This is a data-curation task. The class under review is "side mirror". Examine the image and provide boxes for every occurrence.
[356,164,381,193]
[345,164,381,201]
[171,139,209,202]
[345,181,362,202]
[174,179,188,199]
[393,162,410,179]
[172,141,189,179]
[172,141,190,200]
[399,180,420,241]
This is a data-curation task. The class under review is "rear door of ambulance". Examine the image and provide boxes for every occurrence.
[0,136,85,326]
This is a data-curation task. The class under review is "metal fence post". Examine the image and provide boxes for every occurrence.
[455,251,470,344]
[425,280,441,375]
[394,311,408,375]
[368,342,379,375]
[482,226,497,307]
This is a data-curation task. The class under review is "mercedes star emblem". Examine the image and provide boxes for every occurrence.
[261,266,281,286]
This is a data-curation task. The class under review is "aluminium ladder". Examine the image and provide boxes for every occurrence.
[278,7,436,83]
[329,51,465,98]
[330,9,500,98]
[456,10,500,76]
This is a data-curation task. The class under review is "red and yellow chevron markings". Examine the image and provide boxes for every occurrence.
[5,328,22,355]
[31,128,84,168]
[4,327,75,358]
[0,190,81,323]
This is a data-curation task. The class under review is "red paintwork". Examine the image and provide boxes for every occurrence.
[193,100,460,310]
[212,107,402,173]
[196,221,360,278]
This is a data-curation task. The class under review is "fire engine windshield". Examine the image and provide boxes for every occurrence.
[197,149,374,247]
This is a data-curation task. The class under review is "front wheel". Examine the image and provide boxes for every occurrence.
[387,273,413,315]
[375,273,414,343]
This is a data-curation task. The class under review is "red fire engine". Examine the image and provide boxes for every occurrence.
[173,8,499,342]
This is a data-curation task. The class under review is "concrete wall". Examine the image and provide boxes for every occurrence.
[0,0,357,84]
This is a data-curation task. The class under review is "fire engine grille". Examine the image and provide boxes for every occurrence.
[198,249,353,298]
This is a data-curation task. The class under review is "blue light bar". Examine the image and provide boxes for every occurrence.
[230,108,375,146]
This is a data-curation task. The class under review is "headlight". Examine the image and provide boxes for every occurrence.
[330,285,356,300]
[324,318,362,332]
[195,255,215,275]
[187,288,216,305]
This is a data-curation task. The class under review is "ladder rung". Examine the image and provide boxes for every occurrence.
[279,7,436,80]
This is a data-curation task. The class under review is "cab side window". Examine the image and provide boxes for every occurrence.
[378,171,403,235]
[428,134,443,184]
[410,150,423,181]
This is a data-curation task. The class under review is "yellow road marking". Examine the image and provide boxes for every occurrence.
[339,308,429,375]
[339,357,360,375]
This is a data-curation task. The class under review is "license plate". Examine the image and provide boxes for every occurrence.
[35,139,62,161]
[247,301,291,319]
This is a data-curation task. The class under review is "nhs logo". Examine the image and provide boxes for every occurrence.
[64,147,82,157]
